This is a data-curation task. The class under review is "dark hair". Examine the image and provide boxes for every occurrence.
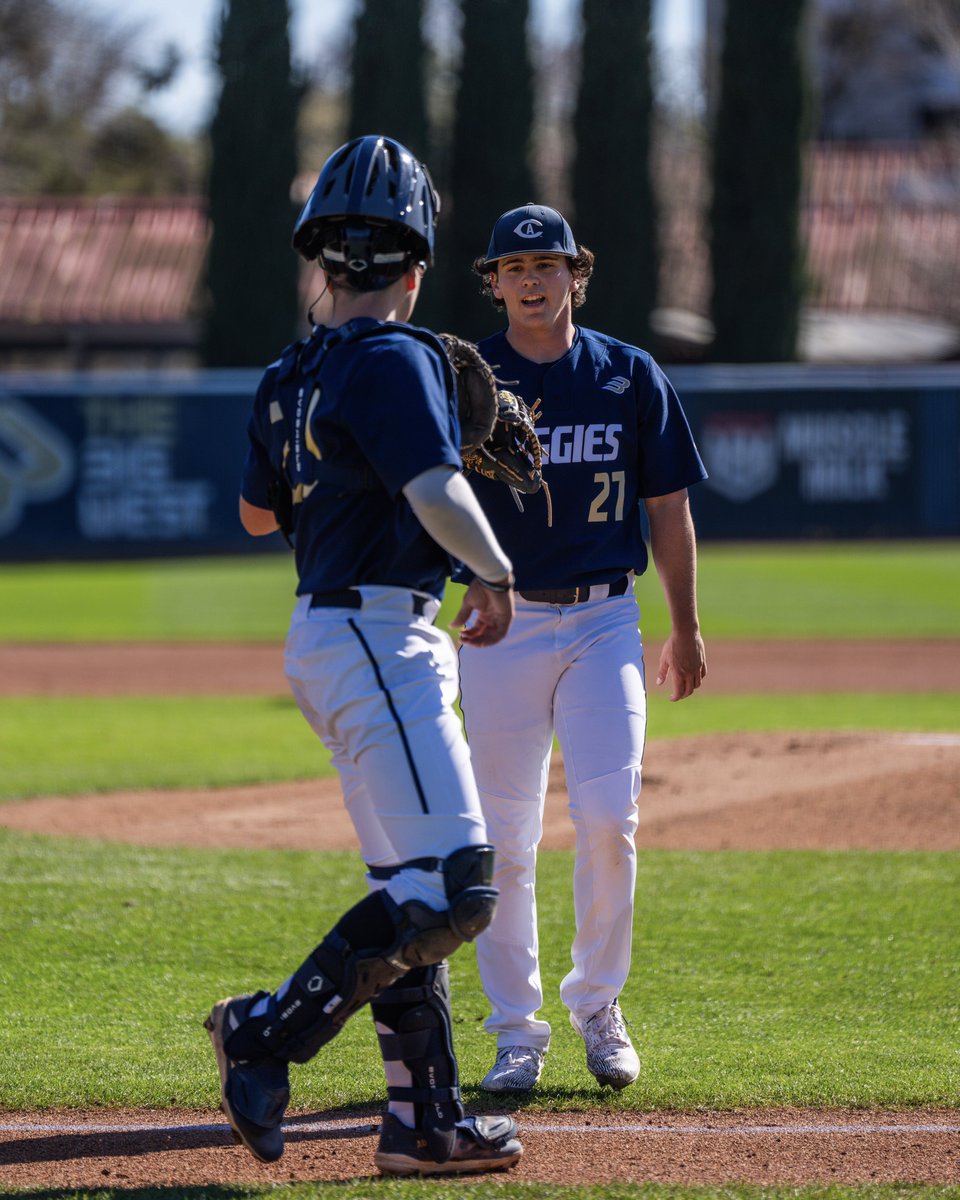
[471,246,595,310]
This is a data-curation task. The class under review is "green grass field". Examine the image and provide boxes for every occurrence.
[0,540,958,640]
[2,836,956,1112]
[1,544,958,1199]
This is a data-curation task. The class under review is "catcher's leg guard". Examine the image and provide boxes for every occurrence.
[222,847,497,1065]
[371,962,463,1163]
[222,890,406,1063]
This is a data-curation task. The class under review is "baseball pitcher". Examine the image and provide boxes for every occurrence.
[457,204,708,1093]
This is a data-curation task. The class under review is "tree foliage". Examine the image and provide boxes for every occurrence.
[347,0,430,161]
[0,0,191,195]
[572,0,657,348]
[815,0,960,139]
[709,0,808,362]
[442,0,536,339]
[202,0,303,367]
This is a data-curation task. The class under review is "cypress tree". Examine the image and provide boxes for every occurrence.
[345,0,438,322]
[572,0,657,349]
[202,0,302,367]
[709,0,808,362]
[444,0,536,339]
[347,0,430,161]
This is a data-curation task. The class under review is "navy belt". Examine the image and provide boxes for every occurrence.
[366,856,443,880]
[309,588,428,616]
[518,575,630,606]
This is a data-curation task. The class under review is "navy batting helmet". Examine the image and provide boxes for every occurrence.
[479,204,577,271]
[293,135,440,291]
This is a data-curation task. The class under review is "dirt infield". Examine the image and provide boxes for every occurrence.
[2,637,958,855]
[3,729,959,853]
[3,1108,959,1186]
[1,637,958,1185]
[3,635,959,696]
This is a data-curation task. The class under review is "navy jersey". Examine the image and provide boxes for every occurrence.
[241,318,461,598]
[466,326,707,590]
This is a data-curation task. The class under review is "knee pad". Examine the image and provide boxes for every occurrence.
[443,844,498,940]
[390,844,498,966]
[371,962,462,1162]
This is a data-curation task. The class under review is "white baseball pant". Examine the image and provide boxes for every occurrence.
[459,589,645,1048]
[284,586,488,914]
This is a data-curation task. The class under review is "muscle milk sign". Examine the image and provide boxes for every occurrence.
[702,407,910,504]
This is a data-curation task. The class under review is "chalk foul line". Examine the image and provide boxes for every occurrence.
[3,1118,960,1136]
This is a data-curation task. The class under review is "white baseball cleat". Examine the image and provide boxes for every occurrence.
[480,1045,546,1092]
[570,998,639,1089]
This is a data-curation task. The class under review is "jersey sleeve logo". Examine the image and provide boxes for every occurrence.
[602,376,631,394]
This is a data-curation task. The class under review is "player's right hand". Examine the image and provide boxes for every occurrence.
[656,629,707,701]
[451,579,514,647]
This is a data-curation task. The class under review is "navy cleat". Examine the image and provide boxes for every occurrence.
[204,995,290,1163]
[374,1112,523,1176]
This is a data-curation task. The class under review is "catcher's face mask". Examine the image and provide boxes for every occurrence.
[319,222,420,293]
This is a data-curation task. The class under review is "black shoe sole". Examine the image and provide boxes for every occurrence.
[375,1146,523,1176]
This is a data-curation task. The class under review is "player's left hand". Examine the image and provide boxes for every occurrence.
[452,579,515,647]
[656,630,707,701]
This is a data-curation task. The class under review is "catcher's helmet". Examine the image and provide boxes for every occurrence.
[480,204,576,271]
[293,135,440,291]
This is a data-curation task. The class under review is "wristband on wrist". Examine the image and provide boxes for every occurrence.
[476,573,514,593]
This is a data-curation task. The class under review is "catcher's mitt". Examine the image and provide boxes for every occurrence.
[463,388,544,496]
[439,332,498,451]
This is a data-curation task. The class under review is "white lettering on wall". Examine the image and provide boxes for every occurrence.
[703,408,911,504]
[76,398,214,540]
[780,410,909,502]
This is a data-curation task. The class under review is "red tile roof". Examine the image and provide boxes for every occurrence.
[1,144,958,339]
[0,197,208,326]
[658,141,960,326]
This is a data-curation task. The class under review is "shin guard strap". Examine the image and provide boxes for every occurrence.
[386,1084,462,1104]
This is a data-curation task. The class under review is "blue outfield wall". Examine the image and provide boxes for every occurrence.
[0,364,958,561]
[676,360,960,540]
[671,363,960,539]
[0,370,262,561]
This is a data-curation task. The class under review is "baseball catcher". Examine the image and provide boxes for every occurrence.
[208,134,523,1178]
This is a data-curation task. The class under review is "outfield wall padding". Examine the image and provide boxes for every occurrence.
[1,364,958,560]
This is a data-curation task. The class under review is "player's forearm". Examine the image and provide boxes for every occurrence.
[239,496,280,536]
[645,491,701,635]
[404,465,513,584]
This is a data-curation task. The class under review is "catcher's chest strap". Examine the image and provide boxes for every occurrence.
[518,575,630,605]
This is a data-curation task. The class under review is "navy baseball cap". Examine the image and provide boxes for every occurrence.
[480,204,577,269]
